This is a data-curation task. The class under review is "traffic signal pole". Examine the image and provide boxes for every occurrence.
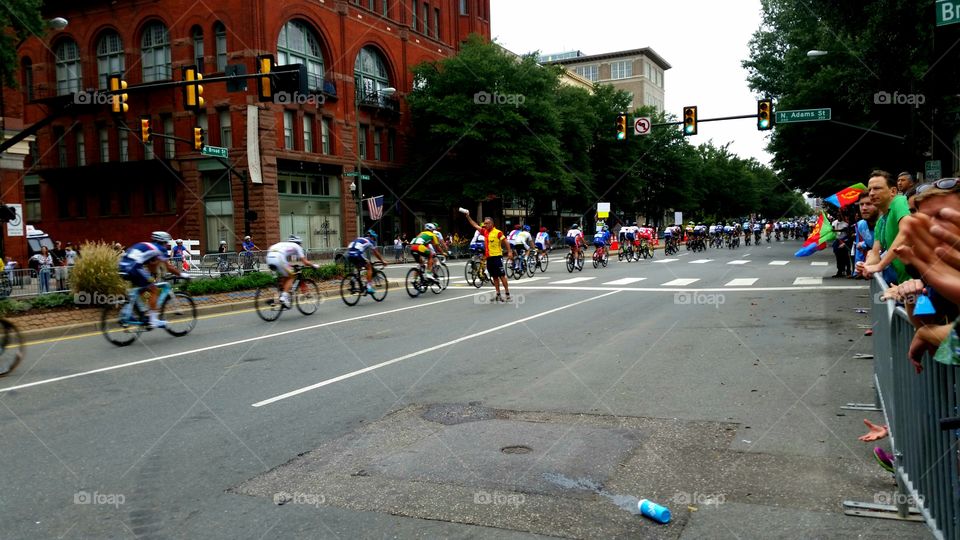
[652,113,760,127]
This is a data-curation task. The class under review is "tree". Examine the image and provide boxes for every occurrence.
[1,0,44,87]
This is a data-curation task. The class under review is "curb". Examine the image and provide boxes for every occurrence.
[21,280,405,344]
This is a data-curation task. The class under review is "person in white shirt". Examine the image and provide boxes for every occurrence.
[265,235,319,308]
[565,224,585,261]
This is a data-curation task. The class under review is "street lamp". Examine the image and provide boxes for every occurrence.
[353,84,396,236]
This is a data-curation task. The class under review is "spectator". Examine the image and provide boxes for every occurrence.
[51,240,68,290]
[31,246,53,294]
[853,192,878,278]
[859,170,911,284]
[172,239,190,270]
[64,242,78,267]
[240,236,257,270]
[897,171,916,195]
[394,235,403,263]
[401,233,410,263]
[831,213,850,277]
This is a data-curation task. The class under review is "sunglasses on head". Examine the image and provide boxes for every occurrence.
[915,178,960,195]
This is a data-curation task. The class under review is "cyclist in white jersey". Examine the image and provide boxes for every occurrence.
[266,235,320,308]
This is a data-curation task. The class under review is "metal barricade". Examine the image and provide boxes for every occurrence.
[863,275,960,539]
[4,266,73,298]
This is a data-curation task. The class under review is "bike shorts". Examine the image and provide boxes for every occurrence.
[266,251,293,277]
[347,253,368,268]
[564,236,580,247]
[411,243,431,255]
[486,255,505,278]
[512,245,526,256]
[121,265,152,288]
[593,241,606,248]
[470,243,485,252]
[625,233,635,241]
[535,242,545,251]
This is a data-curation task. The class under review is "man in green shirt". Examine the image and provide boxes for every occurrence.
[859,169,910,284]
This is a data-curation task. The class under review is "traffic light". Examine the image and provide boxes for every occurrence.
[256,54,273,102]
[193,127,205,151]
[0,205,17,223]
[682,106,697,136]
[140,116,151,143]
[109,75,128,114]
[757,98,773,131]
[183,66,205,111]
[615,113,628,140]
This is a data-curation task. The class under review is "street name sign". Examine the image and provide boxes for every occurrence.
[775,108,831,124]
[201,145,228,158]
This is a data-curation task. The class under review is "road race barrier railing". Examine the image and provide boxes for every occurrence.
[4,266,73,298]
[844,276,960,539]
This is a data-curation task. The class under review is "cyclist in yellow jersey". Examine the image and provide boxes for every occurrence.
[462,210,513,302]
[410,223,445,282]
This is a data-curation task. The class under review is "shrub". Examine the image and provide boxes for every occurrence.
[182,271,276,296]
[29,292,74,310]
[303,263,344,281]
[70,241,126,304]
[0,298,33,316]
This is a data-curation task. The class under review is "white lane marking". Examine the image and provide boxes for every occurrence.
[793,277,823,285]
[769,260,790,266]
[743,253,751,257]
[689,259,713,264]
[728,260,750,265]
[503,285,867,292]
[811,262,829,266]
[0,291,493,394]
[253,290,622,407]
[661,278,700,286]
[678,252,690,257]
[552,277,596,285]
[603,278,647,285]
[725,278,758,287]
[653,258,679,264]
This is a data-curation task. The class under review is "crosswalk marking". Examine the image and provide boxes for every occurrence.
[793,277,823,285]
[811,262,829,266]
[552,277,596,285]
[603,277,648,285]
[689,259,713,264]
[661,278,700,286]
[653,258,679,264]
[725,278,758,287]
[769,260,790,266]
[728,260,750,265]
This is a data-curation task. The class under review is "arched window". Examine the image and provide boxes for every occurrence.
[192,25,205,69]
[277,20,324,91]
[354,46,390,101]
[141,22,171,82]
[214,22,228,72]
[96,31,125,89]
[21,58,33,101]
[55,39,82,95]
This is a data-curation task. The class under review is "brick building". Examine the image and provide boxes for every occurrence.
[1,0,490,262]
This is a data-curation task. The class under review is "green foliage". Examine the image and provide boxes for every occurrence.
[302,263,345,281]
[70,242,126,303]
[0,293,74,316]
[182,272,276,296]
[0,0,44,87]
[0,298,34,316]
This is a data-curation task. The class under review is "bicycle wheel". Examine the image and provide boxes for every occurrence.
[592,252,599,268]
[566,253,575,273]
[254,286,284,321]
[431,265,446,294]
[576,253,584,271]
[602,251,609,267]
[437,263,450,289]
[467,261,481,288]
[340,275,362,306]
[162,292,197,337]
[405,267,423,298]
[101,300,142,347]
[295,278,321,315]
[464,260,475,285]
[539,251,549,272]
[371,270,388,302]
[0,319,24,376]
[618,247,625,261]
[526,254,537,277]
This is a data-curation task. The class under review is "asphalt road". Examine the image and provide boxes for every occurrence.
[0,240,929,539]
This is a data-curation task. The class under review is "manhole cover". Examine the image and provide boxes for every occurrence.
[501,445,532,454]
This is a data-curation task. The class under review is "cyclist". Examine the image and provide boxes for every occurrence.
[118,231,189,329]
[347,230,388,294]
[410,223,445,283]
[535,226,551,252]
[509,225,534,266]
[565,223,585,262]
[593,225,611,259]
[265,235,320,309]
[753,221,762,244]
[663,225,674,250]
[470,228,486,254]
[622,222,637,257]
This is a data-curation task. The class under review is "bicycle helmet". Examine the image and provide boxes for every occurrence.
[220,240,227,245]
[424,223,436,231]
[540,227,547,232]
[571,223,579,229]
[244,235,251,240]
[151,231,172,244]
[288,234,302,245]
[514,224,522,230]
[176,239,183,244]
[602,225,609,232]
[523,225,531,232]
[366,229,378,240]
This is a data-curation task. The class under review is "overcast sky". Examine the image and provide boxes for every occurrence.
[489,0,772,165]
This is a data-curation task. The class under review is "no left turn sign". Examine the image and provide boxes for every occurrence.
[634,117,651,136]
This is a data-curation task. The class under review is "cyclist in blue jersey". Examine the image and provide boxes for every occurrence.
[118,231,189,329]
[593,225,611,259]
[347,230,388,294]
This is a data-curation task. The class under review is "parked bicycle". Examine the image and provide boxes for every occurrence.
[208,254,239,278]
[254,266,321,321]
[0,319,24,377]
[340,261,388,306]
[239,251,260,274]
[101,276,197,346]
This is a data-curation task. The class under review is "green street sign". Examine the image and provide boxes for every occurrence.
[201,145,228,158]
[344,172,371,180]
[937,0,960,26]
[774,108,832,124]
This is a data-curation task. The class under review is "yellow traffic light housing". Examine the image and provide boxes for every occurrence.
[140,117,151,143]
[257,54,274,102]
[615,113,628,140]
[183,66,205,111]
[682,106,697,136]
[757,98,773,131]
[193,127,205,151]
[109,75,128,114]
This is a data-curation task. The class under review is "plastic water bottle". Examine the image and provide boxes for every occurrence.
[638,499,671,524]
[458,207,469,214]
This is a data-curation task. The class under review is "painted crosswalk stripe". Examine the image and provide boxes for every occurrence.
[728,260,750,265]
[661,278,700,286]
[793,277,823,285]
[725,278,758,287]
[653,258,679,264]
[769,260,789,266]
[603,277,648,285]
[552,277,596,285]
[689,259,713,264]
[811,262,828,266]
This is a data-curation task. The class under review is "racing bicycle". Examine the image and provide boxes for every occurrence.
[406,255,447,297]
[101,277,197,346]
[254,266,321,321]
[0,319,24,377]
[339,260,388,306]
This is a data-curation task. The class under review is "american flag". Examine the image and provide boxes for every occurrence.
[366,195,384,220]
